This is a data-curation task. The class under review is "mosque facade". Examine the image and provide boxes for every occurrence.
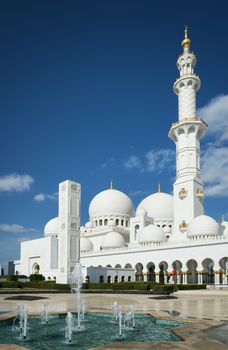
[15,29,228,285]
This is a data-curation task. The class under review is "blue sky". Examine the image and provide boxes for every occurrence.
[0,0,228,265]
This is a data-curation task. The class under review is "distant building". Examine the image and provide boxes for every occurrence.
[8,261,15,276]
[0,265,4,277]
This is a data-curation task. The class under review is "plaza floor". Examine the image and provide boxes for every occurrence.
[0,289,228,349]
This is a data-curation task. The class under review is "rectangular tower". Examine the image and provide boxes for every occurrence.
[57,180,81,284]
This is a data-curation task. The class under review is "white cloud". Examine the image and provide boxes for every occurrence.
[198,94,228,143]
[0,224,36,234]
[202,145,228,197]
[129,190,149,197]
[198,94,228,197]
[101,157,115,168]
[34,192,58,202]
[124,149,175,174]
[0,174,34,192]
[124,155,143,171]
[145,149,175,173]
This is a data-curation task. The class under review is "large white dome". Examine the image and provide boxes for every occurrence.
[89,189,134,218]
[101,231,126,248]
[187,215,219,238]
[137,192,173,220]
[44,217,59,237]
[138,225,165,243]
[80,237,93,252]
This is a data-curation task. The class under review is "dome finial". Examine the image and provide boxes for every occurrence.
[184,25,188,39]
[158,182,161,193]
[221,214,225,223]
[110,179,113,189]
[181,25,191,49]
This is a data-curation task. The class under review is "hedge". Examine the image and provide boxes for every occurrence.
[84,282,152,291]
[175,284,206,290]
[6,275,28,282]
[0,281,70,290]
[0,281,22,288]
[30,274,45,281]
[21,282,70,290]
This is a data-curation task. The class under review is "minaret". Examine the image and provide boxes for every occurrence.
[168,27,208,235]
[57,180,81,284]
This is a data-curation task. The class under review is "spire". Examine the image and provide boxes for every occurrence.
[110,179,113,189]
[181,25,191,50]
[157,183,161,193]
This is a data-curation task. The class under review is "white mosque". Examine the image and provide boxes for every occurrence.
[15,28,228,285]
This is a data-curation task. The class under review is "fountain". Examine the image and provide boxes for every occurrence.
[41,301,49,324]
[81,300,86,321]
[6,306,184,349]
[7,264,184,348]
[112,301,118,322]
[12,304,28,339]
[65,312,73,343]
[71,262,83,330]
[118,308,122,337]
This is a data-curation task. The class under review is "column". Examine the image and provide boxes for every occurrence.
[155,271,160,283]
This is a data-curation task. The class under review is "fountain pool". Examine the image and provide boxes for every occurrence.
[0,312,184,350]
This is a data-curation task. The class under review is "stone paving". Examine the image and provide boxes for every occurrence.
[0,289,228,349]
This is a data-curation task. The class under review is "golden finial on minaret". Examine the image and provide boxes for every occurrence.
[158,183,161,193]
[221,215,225,223]
[110,179,113,189]
[181,25,191,49]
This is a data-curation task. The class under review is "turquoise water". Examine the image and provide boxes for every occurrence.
[0,313,184,349]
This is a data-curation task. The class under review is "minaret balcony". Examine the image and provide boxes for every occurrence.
[168,118,208,142]
[179,221,188,232]
[179,188,188,199]
[196,188,204,197]
[173,74,201,94]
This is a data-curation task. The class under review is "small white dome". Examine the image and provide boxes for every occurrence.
[80,237,93,252]
[44,217,59,237]
[138,225,165,243]
[163,225,171,234]
[135,207,147,217]
[220,221,228,237]
[89,189,134,218]
[85,221,91,228]
[101,231,126,248]
[137,192,173,220]
[187,215,219,238]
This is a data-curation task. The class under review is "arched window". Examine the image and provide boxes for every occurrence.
[99,275,104,283]
[121,276,125,282]
[116,219,119,225]
[99,219,102,226]
[121,219,124,226]
[104,219,108,226]
[32,263,40,274]
[134,225,140,241]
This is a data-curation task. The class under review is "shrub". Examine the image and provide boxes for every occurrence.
[30,274,45,281]
[0,281,21,288]
[22,281,70,290]
[6,275,28,282]
[175,284,206,290]
[83,282,150,291]
[152,284,177,294]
